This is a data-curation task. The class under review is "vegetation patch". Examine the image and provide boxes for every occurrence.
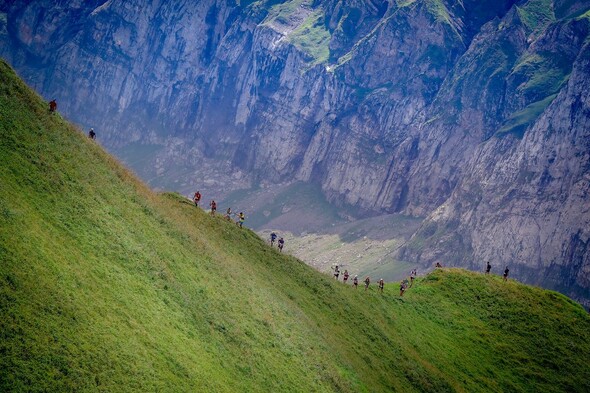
[516,0,555,34]
[496,94,557,138]
[424,0,452,25]
[512,51,572,100]
[287,10,331,65]
[264,0,309,26]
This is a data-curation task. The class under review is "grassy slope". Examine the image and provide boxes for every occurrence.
[1,59,590,392]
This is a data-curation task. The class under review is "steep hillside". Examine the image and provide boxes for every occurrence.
[1,0,589,307]
[2,61,590,392]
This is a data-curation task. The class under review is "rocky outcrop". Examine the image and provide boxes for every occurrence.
[402,39,590,307]
[1,0,589,305]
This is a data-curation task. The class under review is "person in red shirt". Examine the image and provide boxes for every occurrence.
[193,191,201,207]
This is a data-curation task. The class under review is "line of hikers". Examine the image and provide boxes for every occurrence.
[49,99,97,140]
[192,190,245,228]
[485,261,510,281]
[269,232,285,252]
[329,264,419,296]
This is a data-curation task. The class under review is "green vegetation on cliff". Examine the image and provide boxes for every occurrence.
[288,10,331,65]
[1,60,590,392]
[516,0,556,34]
[262,0,331,65]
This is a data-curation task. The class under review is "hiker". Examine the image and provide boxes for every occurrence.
[278,237,284,252]
[485,262,491,275]
[88,128,96,139]
[270,232,277,246]
[378,278,384,293]
[225,207,232,220]
[209,200,217,215]
[193,191,201,207]
[343,269,350,283]
[400,280,407,296]
[409,269,417,287]
[503,266,509,281]
[364,276,370,291]
[237,212,245,228]
[333,264,340,280]
[435,262,442,268]
[353,275,358,289]
[49,99,57,113]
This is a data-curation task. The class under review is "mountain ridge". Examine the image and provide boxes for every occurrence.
[2,59,590,392]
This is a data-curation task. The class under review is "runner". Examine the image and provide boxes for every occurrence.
[209,200,217,215]
[364,276,370,291]
[237,212,245,228]
[278,237,284,252]
[485,262,491,275]
[270,232,277,246]
[353,275,358,289]
[378,278,384,293]
[503,266,510,281]
[343,269,350,284]
[193,191,201,207]
[409,269,417,287]
[399,280,407,296]
[333,265,340,280]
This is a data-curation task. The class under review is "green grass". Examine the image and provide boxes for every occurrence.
[287,10,331,65]
[512,51,572,99]
[264,0,308,25]
[496,94,557,138]
[2,59,590,392]
[579,9,590,21]
[516,0,555,34]
[262,1,331,65]
[424,0,452,25]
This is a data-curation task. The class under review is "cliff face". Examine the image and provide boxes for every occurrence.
[1,0,589,305]
[403,38,590,307]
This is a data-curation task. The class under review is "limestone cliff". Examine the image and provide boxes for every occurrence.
[402,38,590,308]
[1,0,589,305]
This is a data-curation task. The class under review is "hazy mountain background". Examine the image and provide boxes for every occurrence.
[1,0,589,307]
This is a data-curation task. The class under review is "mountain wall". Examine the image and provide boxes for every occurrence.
[1,0,589,305]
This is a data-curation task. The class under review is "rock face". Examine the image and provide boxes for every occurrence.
[1,0,589,305]
[402,39,590,308]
